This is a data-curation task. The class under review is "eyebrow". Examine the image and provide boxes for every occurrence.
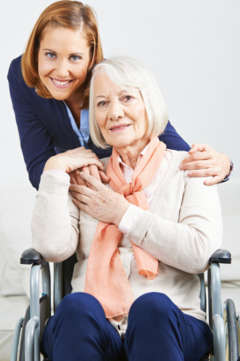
[42,48,56,52]
[96,95,107,99]
[42,48,84,56]
[95,89,137,98]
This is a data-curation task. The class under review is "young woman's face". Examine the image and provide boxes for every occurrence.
[38,26,91,101]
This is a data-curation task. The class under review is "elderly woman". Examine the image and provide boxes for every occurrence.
[32,57,222,361]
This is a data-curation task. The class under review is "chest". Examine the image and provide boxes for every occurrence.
[78,169,185,258]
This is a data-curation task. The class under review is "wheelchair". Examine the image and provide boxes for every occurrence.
[10,248,239,361]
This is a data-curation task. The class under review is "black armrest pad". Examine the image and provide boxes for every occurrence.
[20,248,46,265]
[209,249,231,264]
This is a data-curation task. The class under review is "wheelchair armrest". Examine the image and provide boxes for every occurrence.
[209,249,231,265]
[20,248,47,266]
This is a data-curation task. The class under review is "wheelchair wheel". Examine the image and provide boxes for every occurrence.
[224,298,239,361]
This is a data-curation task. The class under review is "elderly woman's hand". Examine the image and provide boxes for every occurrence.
[69,172,129,225]
[180,144,231,185]
[70,165,109,186]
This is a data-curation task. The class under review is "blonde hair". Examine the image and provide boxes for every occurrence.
[21,0,103,106]
[89,57,168,149]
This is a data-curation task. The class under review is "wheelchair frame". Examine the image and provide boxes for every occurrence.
[10,248,239,361]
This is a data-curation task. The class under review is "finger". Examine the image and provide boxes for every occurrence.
[181,151,212,164]
[78,158,104,170]
[189,144,209,154]
[88,158,104,170]
[72,197,87,211]
[190,151,213,161]
[89,165,101,181]
[71,191,91,205]
[74,170,86,186]
[186,167,221,178]
[204,176,221,186]
[69,184,95,197]
[79,171,104,190]
[72,197,90,213]
[100,171,110,184]
[181,152,212,167]
[82,166,90,176]
[181,160,213,171]
[189,144,202,153]
[69,172,77,185]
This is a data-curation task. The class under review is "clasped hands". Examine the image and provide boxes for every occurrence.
[44,144,230,223]
[67,143,231,223]
[70,172,129,225]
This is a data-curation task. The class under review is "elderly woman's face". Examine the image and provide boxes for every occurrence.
[93,71,148,149]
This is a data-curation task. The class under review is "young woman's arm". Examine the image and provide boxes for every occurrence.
[8,57,56,189]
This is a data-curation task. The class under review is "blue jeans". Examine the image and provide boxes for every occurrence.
[42,292,212,361]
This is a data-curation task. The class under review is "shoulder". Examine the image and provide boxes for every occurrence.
[166,149,219,198]
[8,55,23,81]
[7,55,36,98]
[165,149,187,172]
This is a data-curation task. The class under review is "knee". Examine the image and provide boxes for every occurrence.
[129,292,174,322]
[56,292,105,319]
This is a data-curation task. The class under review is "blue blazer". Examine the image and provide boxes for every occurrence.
[8,56,190,189]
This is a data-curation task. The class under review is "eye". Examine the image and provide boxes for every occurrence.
[121,95,134,103]
[69,54,82,62]
[45,51,56,59]
[96,100,107,107]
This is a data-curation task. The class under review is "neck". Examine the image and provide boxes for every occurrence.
[66,91,84,126]
[66,87,85,111]
[115,137,151,169]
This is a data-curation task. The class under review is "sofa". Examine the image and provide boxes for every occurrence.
[0,178,239,361]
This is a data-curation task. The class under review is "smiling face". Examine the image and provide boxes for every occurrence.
[38,25,91,101]
[93,71,149,151]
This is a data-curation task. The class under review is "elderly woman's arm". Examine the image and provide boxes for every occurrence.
[31,170,79,262]
[31,147,104,262]
[118,177,222,274]
[70,172,222,274]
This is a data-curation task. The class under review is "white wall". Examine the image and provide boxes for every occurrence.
[1,0,239,188]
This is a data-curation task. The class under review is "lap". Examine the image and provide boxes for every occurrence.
[126,292,212,361]
[42,292,212,361]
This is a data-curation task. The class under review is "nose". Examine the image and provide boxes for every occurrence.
[55,58,70,78]
[108,100,124,121]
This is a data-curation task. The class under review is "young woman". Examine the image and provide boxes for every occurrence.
[8,1,231,189]
[32,56,222,361]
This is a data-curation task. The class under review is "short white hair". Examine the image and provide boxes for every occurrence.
[89,56,168,149]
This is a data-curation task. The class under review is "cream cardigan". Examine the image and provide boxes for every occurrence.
[32,150,222,325]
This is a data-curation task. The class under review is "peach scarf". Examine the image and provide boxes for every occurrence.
[84,137,166,318]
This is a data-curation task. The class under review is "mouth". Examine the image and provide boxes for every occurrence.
[50,77,74,89]
[109,124,131,132]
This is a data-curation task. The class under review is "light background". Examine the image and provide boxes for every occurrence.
[1,0,239,187]
[0,4,240,354]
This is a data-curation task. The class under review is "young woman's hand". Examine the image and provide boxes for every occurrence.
[180,144,231,185]
[69,172,129,225]
[44,147,104,174]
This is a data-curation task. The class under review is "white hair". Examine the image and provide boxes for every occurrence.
[89,56,168,149]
